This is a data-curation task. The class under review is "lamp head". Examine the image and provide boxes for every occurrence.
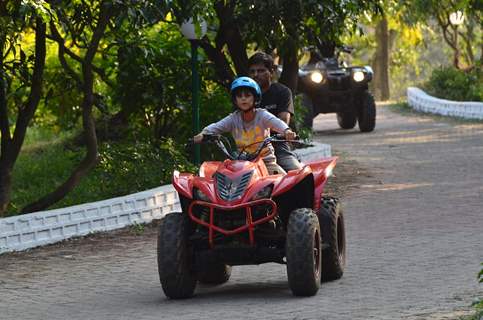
[449,11,465,26]
[180,18,207,40]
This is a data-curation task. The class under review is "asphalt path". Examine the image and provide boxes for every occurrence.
[1,104,482,320]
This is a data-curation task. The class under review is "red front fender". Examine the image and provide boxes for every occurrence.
[172,170,194,199]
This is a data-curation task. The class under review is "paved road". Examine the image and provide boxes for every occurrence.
[1,105,482,320]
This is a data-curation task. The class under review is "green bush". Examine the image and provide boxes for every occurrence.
[293,95,313,142]
[464,263,483,320]
[9,129,195,216]
[95,138,196,196]
[424,65,482,102]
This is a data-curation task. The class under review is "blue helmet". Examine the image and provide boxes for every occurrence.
[230,76,261,107]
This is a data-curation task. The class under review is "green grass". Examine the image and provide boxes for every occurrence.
[387,102,483,124]
[459,301,483,320]
[8,128,82,215]
[7,127,194,216]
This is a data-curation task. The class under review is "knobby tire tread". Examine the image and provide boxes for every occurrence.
[157,212,197,299]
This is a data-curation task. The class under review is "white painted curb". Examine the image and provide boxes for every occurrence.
[0,143,331,254]
[407,87,483,120]
[0,185,180,254]
[293,141,331,162]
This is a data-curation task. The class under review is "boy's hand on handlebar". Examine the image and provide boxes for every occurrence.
[193,133,204,144]
[284,129,296,141]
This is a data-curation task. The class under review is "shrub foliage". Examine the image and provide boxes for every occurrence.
[424,65,482,102]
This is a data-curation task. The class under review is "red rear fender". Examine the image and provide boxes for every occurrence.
[307,157,338,210]
[307,157,338,187]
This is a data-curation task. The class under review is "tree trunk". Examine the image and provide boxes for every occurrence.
[436,14,462,70]
[0,46,12,215]
[460,16,475,68]
[215,1,248,75]
[0,29,11,216]
[21,5,112,213]
[0,166,13,216]
[279,38,299,94]
[0,19,46,216]
[373,16,390,101]
[198,38,234,89]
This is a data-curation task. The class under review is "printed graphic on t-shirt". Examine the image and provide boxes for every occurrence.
[233,126,269,155]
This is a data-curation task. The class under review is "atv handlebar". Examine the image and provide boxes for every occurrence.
[194,134,311,162]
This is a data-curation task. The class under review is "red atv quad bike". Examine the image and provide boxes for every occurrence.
[157,134,346,299]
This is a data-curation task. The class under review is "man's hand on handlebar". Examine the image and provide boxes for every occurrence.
[284,129,296,141]
[193,133,221,144]
[193,133,204,144]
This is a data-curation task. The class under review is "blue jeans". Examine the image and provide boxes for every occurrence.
[274,146,302,171]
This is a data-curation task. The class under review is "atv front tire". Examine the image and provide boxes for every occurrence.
[336,112,357,129]
[198,262,232,285]
[286,208,321,296]
[157,212,197,299]
[357,91,376,132]
[319,197,346,281]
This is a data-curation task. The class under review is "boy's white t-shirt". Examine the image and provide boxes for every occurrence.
[201,108,289,161]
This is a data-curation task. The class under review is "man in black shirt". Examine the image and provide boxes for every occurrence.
[248,52,302,171]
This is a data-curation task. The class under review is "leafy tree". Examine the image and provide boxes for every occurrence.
[368,0,420,100]
[167,0,382,93]
[3,0,388,215]
[21,1,123,213]
[0,1,48,216]
[405,0,482,69]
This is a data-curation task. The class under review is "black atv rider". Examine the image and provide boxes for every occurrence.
[248,52,302,171]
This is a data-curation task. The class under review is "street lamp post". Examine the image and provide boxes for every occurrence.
[449,11,465,69]
[180,19,207,166]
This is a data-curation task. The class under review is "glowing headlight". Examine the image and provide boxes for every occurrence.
[353,70,364,82]
[194,188,211,202]
[310,71,323,83]
[251,185,273,200]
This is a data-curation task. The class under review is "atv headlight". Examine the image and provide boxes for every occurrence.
[310,71,323,83]
[353,70,365,82]
[194,188,211,202]
[251,184,273,200]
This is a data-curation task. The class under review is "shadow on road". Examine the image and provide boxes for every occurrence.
[313,128,364,136]
[195,280,290,299]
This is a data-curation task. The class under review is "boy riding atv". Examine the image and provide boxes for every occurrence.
[194,76,296,174]
[157,77,346,299]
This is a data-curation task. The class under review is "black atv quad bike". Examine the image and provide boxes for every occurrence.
[298,45,376,132]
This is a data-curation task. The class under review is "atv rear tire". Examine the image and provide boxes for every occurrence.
[286,208,321,296]
[319,197,346,281]
[157,212,197,299]
[336,112,357,129]
[357,91,376,132]
[198,262,232,285]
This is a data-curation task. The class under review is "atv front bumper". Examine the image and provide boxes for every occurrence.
[188,199,277,248]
